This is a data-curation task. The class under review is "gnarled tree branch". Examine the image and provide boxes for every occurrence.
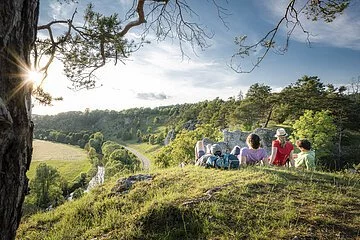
[230,0,349,73]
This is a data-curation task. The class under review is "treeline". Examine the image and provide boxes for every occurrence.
[33,107,174,143]
[33,75,360,170]
[35,129,91,148]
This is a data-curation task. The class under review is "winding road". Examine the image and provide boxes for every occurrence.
[123,146,150,171]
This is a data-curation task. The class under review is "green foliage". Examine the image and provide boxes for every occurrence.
[59,3,135,89]
[88,132,104,154]
[29,163,64,209]
[34,128,92,148]
[230,84,273,130]
[154,124,222,167]
[101,141,121,164]
[102,142,141,179]
[147,126,152,133]
[153,116,160,124]
[87,147,100,166]
[293,110,336,150]
[279,76,327,121]
[292,110,337,167]
[305,0,350,22]
[68,172,89,194]
[72,188,84,200]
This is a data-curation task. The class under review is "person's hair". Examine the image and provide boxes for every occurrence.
[277,135,287,147]
[296,139,311,150]
[246,133,261,149]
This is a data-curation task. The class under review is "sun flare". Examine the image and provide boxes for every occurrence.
[26,69,44,88]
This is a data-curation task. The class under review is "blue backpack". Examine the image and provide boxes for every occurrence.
[205,156,219,168]
[205,154,239,169]
[222,153,240,169]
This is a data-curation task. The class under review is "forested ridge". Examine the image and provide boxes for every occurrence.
[33,76,360,170]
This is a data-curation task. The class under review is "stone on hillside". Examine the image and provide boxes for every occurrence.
[216,141,230,154]
[111,174,153,195]
[223,129,248,151]
[202,138,214,148]
[164,129,175,145]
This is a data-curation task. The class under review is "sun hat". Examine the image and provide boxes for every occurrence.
[274,128,288,137]
[210,144,222,155]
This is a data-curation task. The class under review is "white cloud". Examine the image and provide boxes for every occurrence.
[31,40,248,115]
[136,92,170,100]
[48,1,76,20]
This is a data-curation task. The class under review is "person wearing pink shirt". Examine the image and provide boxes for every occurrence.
[239,133,269,166]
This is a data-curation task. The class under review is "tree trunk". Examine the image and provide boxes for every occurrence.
[0,0,39,239]
[263,105,273,128]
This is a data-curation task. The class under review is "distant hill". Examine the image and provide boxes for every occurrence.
[18,166,360,239]
[32,86,360,170]
[32,106,180,141]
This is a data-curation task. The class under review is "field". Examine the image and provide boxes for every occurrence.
[28,140,91,181]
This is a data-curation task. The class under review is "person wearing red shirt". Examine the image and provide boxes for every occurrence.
[269,128,294,167]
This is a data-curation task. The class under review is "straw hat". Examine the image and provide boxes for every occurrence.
[274,128,288,137]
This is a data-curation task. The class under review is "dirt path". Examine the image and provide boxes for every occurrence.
[123,146,150,171]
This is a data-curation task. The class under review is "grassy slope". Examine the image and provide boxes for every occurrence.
[28,140,91,181]
[18,166,360,240]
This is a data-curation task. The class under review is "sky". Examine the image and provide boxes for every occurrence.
[32,0,360,115]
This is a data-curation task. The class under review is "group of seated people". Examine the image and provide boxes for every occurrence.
[195,128,316,170]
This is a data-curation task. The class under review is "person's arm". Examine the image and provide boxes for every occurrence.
[304,153,316,170]
[289,150,295,167]
[260,149,269,166]
[261,157,269,166]
[239,148,247,167]
[241,156,247,167]
[294,153,305,168]
[269,147,277,164]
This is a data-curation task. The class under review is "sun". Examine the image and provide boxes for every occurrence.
[26,69,44,88]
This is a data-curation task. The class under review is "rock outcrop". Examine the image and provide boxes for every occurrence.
[111,174,153,195]
[222,128,276,155]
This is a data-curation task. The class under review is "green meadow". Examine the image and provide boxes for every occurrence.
[28,140,91,181]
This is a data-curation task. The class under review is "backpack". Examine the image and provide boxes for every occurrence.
[205,155,219,168]
[205,154,239,169]
[222,153,240,169]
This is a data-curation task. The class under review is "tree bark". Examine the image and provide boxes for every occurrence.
[0,0,39,239]
[263,105,273,128]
